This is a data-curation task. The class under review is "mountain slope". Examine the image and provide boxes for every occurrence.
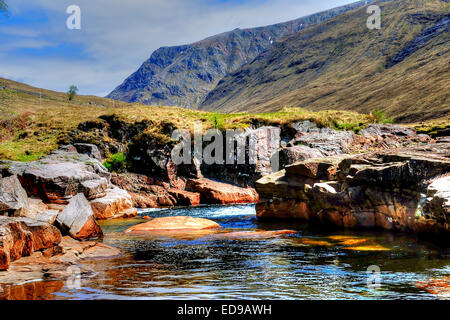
[107,1,371,108]
[200,0,450,122]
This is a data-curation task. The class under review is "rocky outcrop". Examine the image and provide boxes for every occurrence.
[186,178,259,205]
[279,146,323,169]
[0,148,138,220]
[90,187,138,220]
[256,143,450,239]
[56,194,103,240]
[0,217,62,270]
[0,236,120,286]
[125,216,221,234]
[1,150,110,204]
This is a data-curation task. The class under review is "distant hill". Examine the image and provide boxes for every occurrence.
[107,1,371,108]
[200,0,450,122]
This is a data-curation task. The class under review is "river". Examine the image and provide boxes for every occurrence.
[3,204,450,299]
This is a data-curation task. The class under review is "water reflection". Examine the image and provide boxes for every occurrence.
[3,204,449,300]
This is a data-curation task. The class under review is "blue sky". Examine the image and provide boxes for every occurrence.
[0,0,356,96]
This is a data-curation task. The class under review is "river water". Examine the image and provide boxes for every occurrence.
[3,204,450,299]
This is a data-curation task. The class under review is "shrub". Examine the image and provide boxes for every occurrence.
[371,109,394,124]
[103,152,128,173]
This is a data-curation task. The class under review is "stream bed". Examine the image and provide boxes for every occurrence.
[4,204,450,299]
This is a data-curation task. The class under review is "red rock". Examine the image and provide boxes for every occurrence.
[168,189,200,206]
[124,216,221,234]
[90,187,138,220]
[142,216,151,220]
[186,178,259,205]
[0,217,62,270]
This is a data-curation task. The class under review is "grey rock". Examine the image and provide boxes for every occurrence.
[56,193,103,240]
[0,175,30,216]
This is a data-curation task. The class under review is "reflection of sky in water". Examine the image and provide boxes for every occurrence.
[2,204,449,300]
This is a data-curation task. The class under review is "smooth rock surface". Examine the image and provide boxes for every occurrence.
[56,194,103,240]
[186,178,259,205]
[90,187,138,220]
[124,216,221,234]
[0,175,30,216]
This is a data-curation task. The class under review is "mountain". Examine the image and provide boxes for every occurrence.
[107,1,371,108]
[200,0,450,122]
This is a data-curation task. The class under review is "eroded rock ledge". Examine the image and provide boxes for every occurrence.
[256,143,450,239]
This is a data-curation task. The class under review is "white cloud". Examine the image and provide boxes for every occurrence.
[0,0,356,96]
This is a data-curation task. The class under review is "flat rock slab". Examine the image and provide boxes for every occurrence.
[124,216,221,234]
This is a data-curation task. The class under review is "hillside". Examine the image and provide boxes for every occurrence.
[107,1,371,108]
[200,0,450,123]
[0,78,401,162]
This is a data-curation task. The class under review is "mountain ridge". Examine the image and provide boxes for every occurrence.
[200,0,450,122]
[107,0,372,108]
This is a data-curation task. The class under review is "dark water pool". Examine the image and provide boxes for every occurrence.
[3,205,450,299]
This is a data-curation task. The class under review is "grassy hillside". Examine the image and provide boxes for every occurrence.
[0,78,395,162]
[200,0,450,123]
[108,1,371,108]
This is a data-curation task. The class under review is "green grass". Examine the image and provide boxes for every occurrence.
[0,77,436,162]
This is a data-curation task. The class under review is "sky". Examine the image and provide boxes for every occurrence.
[0,0,356,97]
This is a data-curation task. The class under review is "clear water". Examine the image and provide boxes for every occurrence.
[3,204,450,300]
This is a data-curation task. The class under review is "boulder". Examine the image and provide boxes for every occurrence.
[3,150,111,204]
[0,216,62,270]
[0,175,30,216]
[90,187,138,220]
[124,216,221,234]
[167,189,200,206]
[186,178,259,204]
[56,193,103,240]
